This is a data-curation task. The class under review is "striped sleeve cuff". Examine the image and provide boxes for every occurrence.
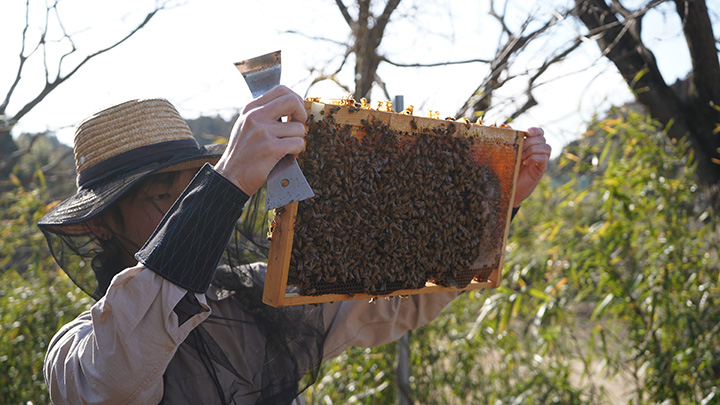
[136,164,249,293]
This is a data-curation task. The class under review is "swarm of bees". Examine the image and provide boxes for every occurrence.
[284,104,505,297]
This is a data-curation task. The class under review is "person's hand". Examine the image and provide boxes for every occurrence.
[513,127,551,207]
[214,85,308,196]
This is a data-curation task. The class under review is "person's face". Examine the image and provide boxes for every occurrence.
[105,168,196,265]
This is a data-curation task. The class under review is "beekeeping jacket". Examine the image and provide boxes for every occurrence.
[43,165,459,404]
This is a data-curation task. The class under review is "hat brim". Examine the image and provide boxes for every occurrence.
[38,143,226,236]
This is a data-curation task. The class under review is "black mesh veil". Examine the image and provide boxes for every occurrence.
[202,188,325,403]
[41,187,326,404]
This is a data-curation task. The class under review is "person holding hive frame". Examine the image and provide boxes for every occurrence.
[38,85,551,404]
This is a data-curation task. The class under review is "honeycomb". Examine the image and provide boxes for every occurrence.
[264,99,523,306]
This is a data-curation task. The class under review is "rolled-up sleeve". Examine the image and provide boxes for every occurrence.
[321,291,459,360]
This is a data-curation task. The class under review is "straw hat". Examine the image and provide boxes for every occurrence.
[38,98,226,236]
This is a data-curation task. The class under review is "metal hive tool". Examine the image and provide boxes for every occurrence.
[234,51,315,210]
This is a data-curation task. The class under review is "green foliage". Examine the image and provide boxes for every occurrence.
[305,108,720,404]
[0,179,90,404]
[7,133,76,200]
[516,109,720,404]
[305,345,398,404]
[2,109,719,403]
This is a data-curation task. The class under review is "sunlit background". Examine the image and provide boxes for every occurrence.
[1,0,693,156]
[3,2,719,404]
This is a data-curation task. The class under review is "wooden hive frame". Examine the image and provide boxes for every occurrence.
[263,100,524,307]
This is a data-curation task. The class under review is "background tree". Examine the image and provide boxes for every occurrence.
[0,2,173,402]
[295,0,503,104]
[0,0,172,178]
[455,0,720,194]
[0,178,92,403]
[295,0,719,201]
[335,0,401,101]
[290,1,719,402]
[3,0,720,402]
[303,106,720,405]
[574,0,720,189]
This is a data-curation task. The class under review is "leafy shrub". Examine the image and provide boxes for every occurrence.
[0,175,90,404]
[305,109,719,404]
[3,109,718,404]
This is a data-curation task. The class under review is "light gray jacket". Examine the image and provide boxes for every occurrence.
[44,263,458,404]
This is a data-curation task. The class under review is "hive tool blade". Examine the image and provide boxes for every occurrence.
[234,50,315,210]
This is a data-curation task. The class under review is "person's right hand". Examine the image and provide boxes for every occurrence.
[214,85,308,196]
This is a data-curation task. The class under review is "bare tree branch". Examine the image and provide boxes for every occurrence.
[350,0,403,100]
[335,0,354,27]
[374,73,392,101]
[374,0,402,37]
[0,133,42,172]
[489,0,513,37]
[1,0,33,115]
[506,92,537,122]
[304,73,354,98]
[502,38,583,121]
[576,0,720,186]
[42,3,52,84]
[456,8,561,119]
[53,0,81,77]
[302,46,354,98]
[575,0,683,123]
[610,0,643,40]
[11,7,163,127]
[40,147,73,174]
[303,51,354,98]
[381,57,492,68]
[283,30,349,47]
[672,0,720,104]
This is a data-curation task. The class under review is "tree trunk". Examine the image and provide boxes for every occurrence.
[353,0,379,100]
[575,0,720,186]
[344,0,401,101]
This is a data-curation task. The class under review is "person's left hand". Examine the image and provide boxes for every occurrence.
[513,127,551,207]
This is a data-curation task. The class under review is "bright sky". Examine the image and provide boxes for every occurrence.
[1,0,696,157]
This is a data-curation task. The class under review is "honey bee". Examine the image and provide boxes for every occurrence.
[287,106,505,298]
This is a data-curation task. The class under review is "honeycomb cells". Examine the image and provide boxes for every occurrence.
[287,111,506,297]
